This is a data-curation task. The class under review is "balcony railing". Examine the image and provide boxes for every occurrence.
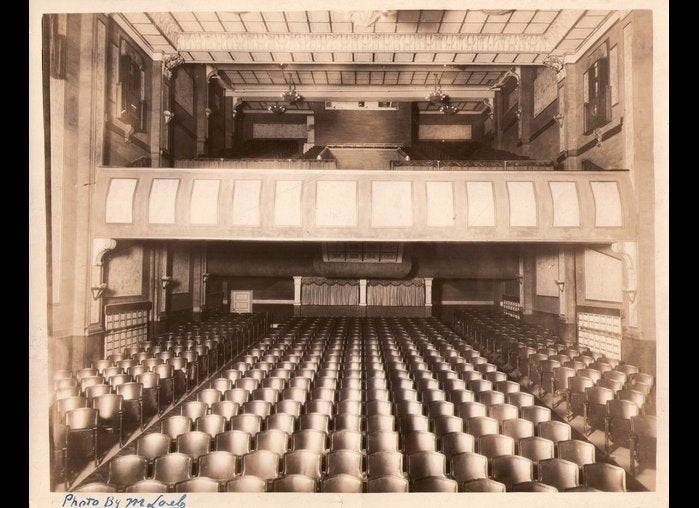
[171,157,554,172]
[174,158,337,170]
[390,160,555,171]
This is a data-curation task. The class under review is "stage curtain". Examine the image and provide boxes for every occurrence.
[301,278,359,305]
[367,279,425,306]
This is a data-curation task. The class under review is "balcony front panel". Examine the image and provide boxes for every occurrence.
[93,167,636,242]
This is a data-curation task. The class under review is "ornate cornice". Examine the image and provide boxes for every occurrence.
[127,10,587,60]
[148,12,182,48]
[177,32,557,54]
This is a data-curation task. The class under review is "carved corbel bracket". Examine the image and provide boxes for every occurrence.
[542,55,565,74]
[162,52,185,79]
[543,55,567,81]
[92,238,117,266]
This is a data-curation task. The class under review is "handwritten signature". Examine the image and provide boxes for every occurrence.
[62,494,187,508]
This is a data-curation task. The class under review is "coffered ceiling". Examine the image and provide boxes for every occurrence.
[115,9,617,104]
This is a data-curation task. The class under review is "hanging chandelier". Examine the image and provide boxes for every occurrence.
[280,74,302,104]
[426,74,450,104]
[268,104,287,115]
[439,104,459,115]
[280,89,302,104]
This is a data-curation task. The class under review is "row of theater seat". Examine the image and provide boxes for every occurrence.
[50,314,266,489]
[453,309,657,477]
[72,315,634,492]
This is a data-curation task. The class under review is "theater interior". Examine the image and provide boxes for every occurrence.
[30,6,666,499]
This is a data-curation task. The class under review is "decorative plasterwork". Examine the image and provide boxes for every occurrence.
[162,53,184,79]
[124,10,587,60]
[543,54,566,81]
[542,55,565,74]
[177,32,565,55]
[224,86,494,101]
[206,64,220,83]
[611,241,639,327]
[611,241,637,293]
[92,238,117,266]
[148,12,182,47]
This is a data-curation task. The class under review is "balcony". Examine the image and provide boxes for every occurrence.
[92,166,636,242]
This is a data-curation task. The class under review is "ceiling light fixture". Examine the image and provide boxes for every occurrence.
[281,88,302,104]
[440,104,459,115]
[281,73,302,104]
[426,74,450,105]
[268,104,287,115]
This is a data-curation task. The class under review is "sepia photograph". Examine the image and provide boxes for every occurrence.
[29,0,668,506]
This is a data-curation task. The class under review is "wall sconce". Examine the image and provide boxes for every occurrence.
[205,107,212,119]
[515,275,523,286]
[163,110,175,124]
[202,272,210,283]
[624,289,637,303]
[91,283,107,300]
[161,276,173,290]
[554,280,565,292]
[482,98,494,119]
[514,107,522,120]
[594,127,604,147]
[553,112,564,127]
[123,124,135,143]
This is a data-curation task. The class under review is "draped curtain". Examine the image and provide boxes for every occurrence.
[301,278,359,306]
[367,279,425,306]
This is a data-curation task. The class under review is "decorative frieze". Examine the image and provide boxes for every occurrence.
[177,32,554,54]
